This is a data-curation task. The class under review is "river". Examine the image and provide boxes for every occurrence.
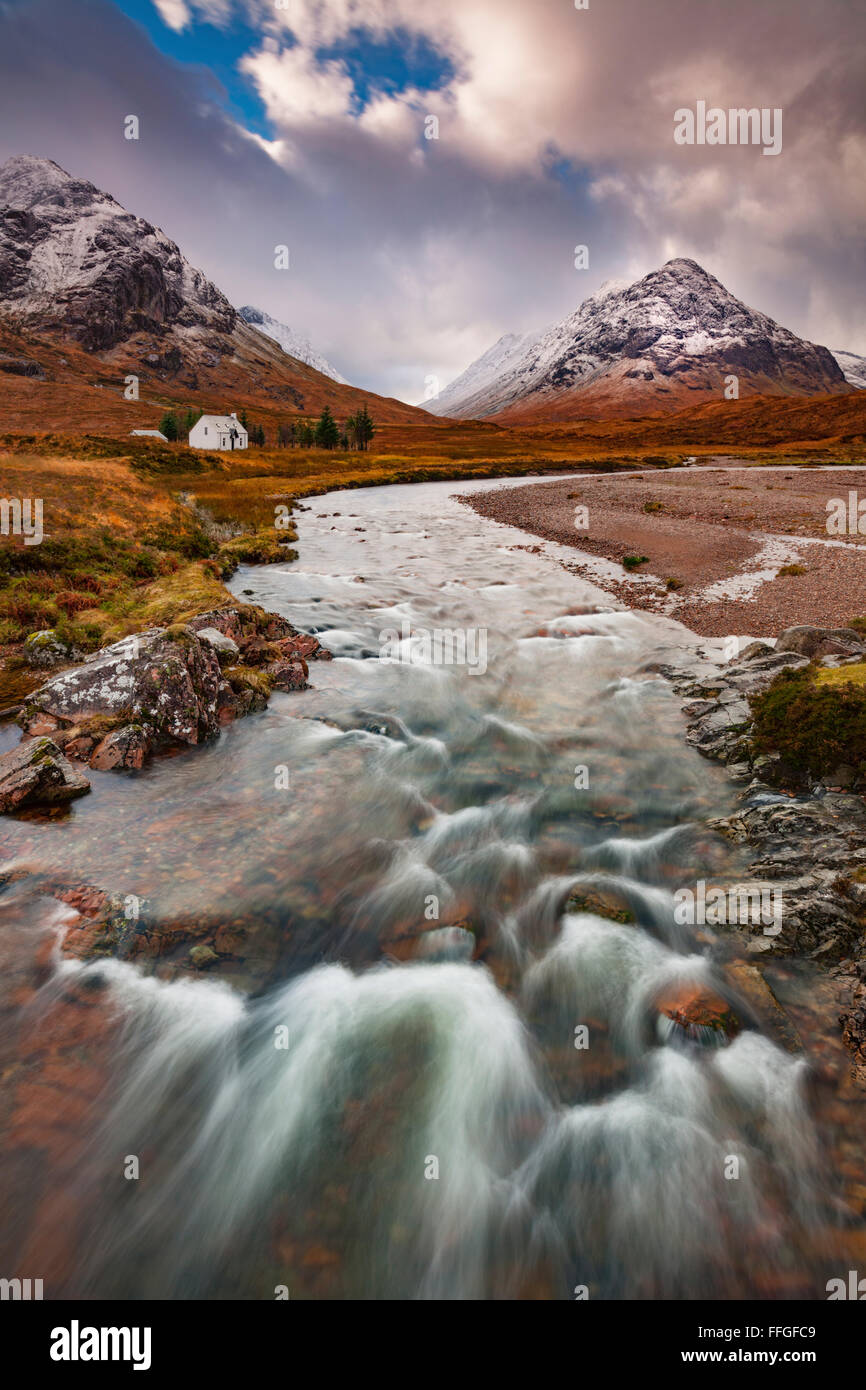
[0,477,861,1299]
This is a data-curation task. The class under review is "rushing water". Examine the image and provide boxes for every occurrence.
[0,477,861,1299]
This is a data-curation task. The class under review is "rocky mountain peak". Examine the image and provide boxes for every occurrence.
[0,154,236,351]
[430,258,849,420]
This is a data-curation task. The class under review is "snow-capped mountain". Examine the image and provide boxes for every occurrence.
[238,305,347,384]
[433,260,849,421]
[426,329,543,416]
[0,154,236,350]
[0,155,426,421]
[832,349,866,390]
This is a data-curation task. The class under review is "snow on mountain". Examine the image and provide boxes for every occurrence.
[832,350,866,390]
[431,260,848,421]
[426,329,543,416]
[0,154,236,349]
[237,305,347,384]
[0,155,430,421]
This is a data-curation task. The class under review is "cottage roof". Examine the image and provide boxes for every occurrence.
[194,415,247,432]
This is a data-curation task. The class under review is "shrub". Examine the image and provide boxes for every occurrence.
[54,589,99,616]
[749,664,866,778]
[623,554,649,570]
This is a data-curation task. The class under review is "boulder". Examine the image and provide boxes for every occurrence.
[775,625,865,660]
[186,609,246,645]
[654,981,740,1045]
[276,633,332,663]
[23,629,74,668]
[195,627,240,663]
[734,641,774,663]
[89,724,151,771]
[19,627,223,749]
[0,737,90,813]
[267,657,309,691]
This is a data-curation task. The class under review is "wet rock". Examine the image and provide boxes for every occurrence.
[89,724,151,771]
[776,625,866,660]
[189,944,219,969]
[19,627,223,750]
[827,764,858,790]
[707,795,866,960]
[223,666,271,712]
[566,886,635,924]
[668,635,866,1081]
[723,962,802,1053]
[278,633,332,663]
[412,926,476,962]
[267,658,309,691]
[0,737,90,813]
[653,980,740,1045]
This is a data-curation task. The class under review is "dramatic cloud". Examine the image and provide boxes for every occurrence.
[0,0,864,399]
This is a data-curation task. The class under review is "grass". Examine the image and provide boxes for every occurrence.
[777,564,808,577]
[623,554,650,570]
[750,663,866,779]
[0,445,304,705]
[815,662,866,688]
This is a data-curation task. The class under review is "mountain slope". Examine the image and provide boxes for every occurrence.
[238,305,347,384]
[0,155,428,424]
[426,329,543,416]
[434,261,849,422]
[832,350,866,391]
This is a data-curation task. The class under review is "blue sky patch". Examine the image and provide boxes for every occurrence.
[113,0,275,137]
[316,26,456,112]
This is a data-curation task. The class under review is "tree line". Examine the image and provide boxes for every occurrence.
[158,404,374,452]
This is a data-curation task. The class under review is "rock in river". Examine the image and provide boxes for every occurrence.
[0,737,90,813]
[18,626,224,750]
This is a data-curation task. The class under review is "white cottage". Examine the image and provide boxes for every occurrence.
[188,413,248,450]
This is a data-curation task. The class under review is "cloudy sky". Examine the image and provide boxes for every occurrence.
[0,0,864,401]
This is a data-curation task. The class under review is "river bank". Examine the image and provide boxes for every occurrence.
[463,464,866,637]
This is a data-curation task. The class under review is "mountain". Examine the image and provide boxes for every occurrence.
[832,350,866,391]
[426,329,543,416]
[0,155,427,424]
[237,306,347,385]
[432,260,850,421]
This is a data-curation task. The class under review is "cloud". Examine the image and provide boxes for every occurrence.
[152,0,192,31]
[239,42,356,128]
[0,0,864,401]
